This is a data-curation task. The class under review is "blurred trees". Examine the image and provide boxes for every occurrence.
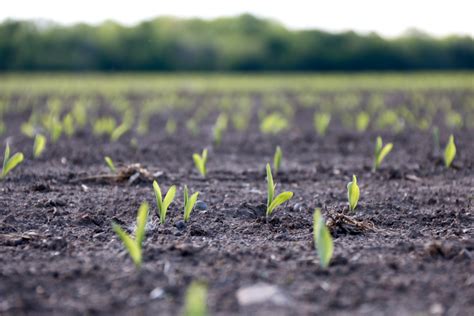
[0,14,473,71]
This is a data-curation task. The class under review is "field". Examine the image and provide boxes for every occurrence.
[0,73,473,315]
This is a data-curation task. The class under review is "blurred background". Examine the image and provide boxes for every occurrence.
[1,0,473,71]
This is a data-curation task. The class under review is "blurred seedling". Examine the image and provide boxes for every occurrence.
[193,149,208,177]
[314,112,331,136]
[183,281,208,316]
[33,134,46,158]
[266,163,293,217]
[112,202,149,268]
[313,208,334,269]
[444,134,456,168]
[273,146,282,175]
[373,136,393,171]
[153,180,177,224]
[104,156,116,173]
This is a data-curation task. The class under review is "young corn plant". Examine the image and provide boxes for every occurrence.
[183,281,208,316]
[444,134,456,168]
[112,202,149,268]
[373,136,393,171]
[33,134,46,158]
[347,175,360,212]
[193,149,208,177]
[1,144,24,180]
[153,180,177,224]
[213,113,228,146]
[183,185,199,222]
[104,156,116,173]
[273,146,282,175]
[266,163,293,217]
[313,208,334,269]
[314,113,331,136]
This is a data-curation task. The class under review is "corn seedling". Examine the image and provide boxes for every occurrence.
[153,180,177,224]
[112,202,149,268]
[193,149,208,177]
[62,113,75,137]
[313,209,334,268]
[444,134,456,168]
[373,136,393,171]
[104,156,116,173]
[273,146,282,174]
[314,113,331,136]
[266,163,293,217]
[260,112,289,134]
[183,185,199,222]
[347,175,360,212]
[183,281,208,316]
[1,144,24,180]
[213,113,228,146]
[33,134,46,158]
[356,112,370,132]
[111,122,131,142]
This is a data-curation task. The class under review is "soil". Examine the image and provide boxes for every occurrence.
[0,90,473,316]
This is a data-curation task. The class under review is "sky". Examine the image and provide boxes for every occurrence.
[1,0,473,38]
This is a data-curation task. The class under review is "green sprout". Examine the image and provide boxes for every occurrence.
[313,208,334,269]
[373,136,393,171]
[273,146,282,175]
[444,134,456,168]
[347,175,360,212]
[213,113,228,146]
[112,202,149,268]
[1,144,24,180]
[266,163,293,217]
[356,112,370,132]
[183,185,199,222]
[183,281,208,316]
[193,149,208,177]
[104,156,116,173]
[153,180,177,224]
[314,113,331,136]
[33,134,46,158]
[62,113,75,137]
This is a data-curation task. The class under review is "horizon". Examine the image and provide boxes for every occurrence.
[1,0,473,38]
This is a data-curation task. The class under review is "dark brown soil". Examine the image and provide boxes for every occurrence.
[1,91,473,316]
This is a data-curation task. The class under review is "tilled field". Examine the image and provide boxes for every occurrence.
[0,80,473,315]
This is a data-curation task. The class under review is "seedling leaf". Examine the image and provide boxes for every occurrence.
[2,144,24,179]
[153,181,176,224]
[273,146,282,174]
[373,136,393,170]
[104,156,116,173]
[347,175,360,212]
[267,191,293,216]
[444,134,456,168]
[266,163,274,209]
[33,134,47,158]
[135,202,149,247]
[193,149,208,177]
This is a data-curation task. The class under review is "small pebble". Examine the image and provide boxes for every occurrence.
[175,220,186,230]
[195,200,208,211]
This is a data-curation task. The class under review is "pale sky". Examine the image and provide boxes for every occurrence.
[1,0,473,37]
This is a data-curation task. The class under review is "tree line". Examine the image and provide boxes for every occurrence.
[1,14,473,71]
